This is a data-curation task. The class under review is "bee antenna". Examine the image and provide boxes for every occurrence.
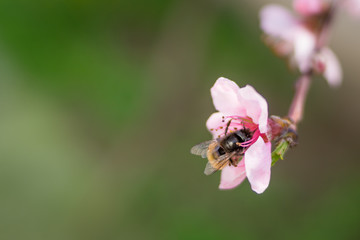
[224,119,232,135]
[242,121,246,129]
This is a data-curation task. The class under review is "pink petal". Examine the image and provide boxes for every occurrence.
[293,27,316,73]
[210,77,247,116]
[293,0,326,16]
[320,47,343,87]
[259,4,298,40]
[206,112,226,139]
[244,137,271,194]
[237,85,269,133]
[219,160,246,190]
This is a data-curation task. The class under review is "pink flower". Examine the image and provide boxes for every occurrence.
[260,4,343,87]
[206,77,271,194]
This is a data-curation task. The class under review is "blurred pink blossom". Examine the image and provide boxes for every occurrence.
[260,4,342,87]
[206,77,271,194]
[260,4,316,71]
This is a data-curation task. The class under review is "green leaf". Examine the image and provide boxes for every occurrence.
[271,140,289,166]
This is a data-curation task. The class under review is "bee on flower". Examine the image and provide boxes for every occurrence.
[191,77,272,194]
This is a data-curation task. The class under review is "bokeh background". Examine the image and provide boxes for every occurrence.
[1,0,360,239]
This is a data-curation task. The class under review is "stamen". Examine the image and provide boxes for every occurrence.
[213,115,260,139]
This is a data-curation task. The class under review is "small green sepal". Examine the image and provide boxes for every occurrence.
[271,140,289,166]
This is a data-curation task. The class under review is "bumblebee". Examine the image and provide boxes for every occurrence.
[191,126,253,175]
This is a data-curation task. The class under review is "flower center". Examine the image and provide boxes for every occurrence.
[210,115,261,147]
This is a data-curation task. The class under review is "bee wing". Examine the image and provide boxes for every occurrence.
[203,152,236,175]
[190,140,215,158]
[204,162,220,175]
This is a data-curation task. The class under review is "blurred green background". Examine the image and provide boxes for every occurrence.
[0,0,360,239]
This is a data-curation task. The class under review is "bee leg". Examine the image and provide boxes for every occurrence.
[229,158,238,167]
